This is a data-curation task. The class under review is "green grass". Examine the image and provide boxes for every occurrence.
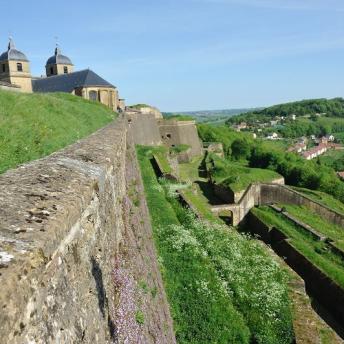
[278,204,344,250]
[0,90,116,174]
[137,146,294,344]
[252,206,344,289]
[182,187,222,223]
[152,146,172,174]
[319,149,344,169]
[207,154,282,192]
[170,144,190,154]
[128,103,150,109]
[291,186,344,215]
[137,146,250,344]
[179,156,204,183]
[164,114,195,121]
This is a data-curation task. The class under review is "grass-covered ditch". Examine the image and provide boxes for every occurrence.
[277,204,344,250]
[0,90,116,174]
[137,146,294,344]
[252,206,344,289]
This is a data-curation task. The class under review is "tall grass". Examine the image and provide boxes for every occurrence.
[0,90,116,173]
[137,146,294,344]
[252,206,344,288]
[280,204,344,250]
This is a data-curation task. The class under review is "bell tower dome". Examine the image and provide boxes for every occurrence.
[0,38,32,92]
[45,45,74,77]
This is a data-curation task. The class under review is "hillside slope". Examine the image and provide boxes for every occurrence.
[0,90,116,174]
[227,98,344,124]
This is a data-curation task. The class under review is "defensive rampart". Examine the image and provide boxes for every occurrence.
[0,120,127,343]
[212,183,344,226]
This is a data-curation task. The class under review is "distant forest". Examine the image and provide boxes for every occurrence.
[227,98,344,124]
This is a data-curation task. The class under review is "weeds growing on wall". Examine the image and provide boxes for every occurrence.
[137,146,294,344]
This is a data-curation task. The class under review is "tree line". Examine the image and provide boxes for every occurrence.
[227,98,344,125]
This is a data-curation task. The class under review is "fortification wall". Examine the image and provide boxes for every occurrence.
[260,184,344,227]
[0,121,128,343]
[126,112,162,146]
[158,119,203,159]
[0,118,176,343]
[212,182,344,227]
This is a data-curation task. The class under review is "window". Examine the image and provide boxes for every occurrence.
[50,67,54,75]
[63,66,68,74]
[166,133,171,139]
[89,90,98,101]
[17,63,23,72]
[1,64,5,73]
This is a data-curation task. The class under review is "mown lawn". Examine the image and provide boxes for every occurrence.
[137,146,294,344]
[0,90,116,174]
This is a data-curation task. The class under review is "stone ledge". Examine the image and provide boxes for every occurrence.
[0,119,127,343]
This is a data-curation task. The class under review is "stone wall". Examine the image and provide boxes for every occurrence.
[260,184,344,227]
[214,177,285,204]
[126,111,162,146]
[0,121,126,344]
[158,119,203,159]
[0,117,177,343]
[0,120,127,343]
[245,211,344,326]
[212,182,344,227]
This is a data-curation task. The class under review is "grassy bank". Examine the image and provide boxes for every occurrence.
[252,206,344,288]
[206,153,281,192]
[137,146,294,344]
[292,186,344,215]
[0,90,116,174]
[278,204,344,250]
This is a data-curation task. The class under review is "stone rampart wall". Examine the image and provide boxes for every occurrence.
[260,184,344,227]
[158,120,203,159]
[246,211,344,326]
[0,120,127,343]
[126,112,162,146]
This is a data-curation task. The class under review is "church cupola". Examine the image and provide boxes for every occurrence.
[45,45,74,77]
[0,38,32,92]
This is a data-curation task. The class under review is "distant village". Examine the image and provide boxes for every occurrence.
[231,113,344,163]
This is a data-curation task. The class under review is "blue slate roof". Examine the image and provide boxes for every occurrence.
[0,39,29,62]
[46,46,73,66]
[32,69,115,93]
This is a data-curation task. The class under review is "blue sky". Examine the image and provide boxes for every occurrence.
[2,0,344,111]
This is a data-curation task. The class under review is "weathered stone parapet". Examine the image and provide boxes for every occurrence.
[0,119,127,343]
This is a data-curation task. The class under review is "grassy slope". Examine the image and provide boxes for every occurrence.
[138,146,294,344]
[0,90,116,173]
[252,206,344,288]
[291,186,344,215]
[137,146,250,344]
[279,204,344,250]
[209,154,281,192]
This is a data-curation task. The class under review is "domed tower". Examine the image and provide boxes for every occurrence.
[46,45,74,77]
[0,38,32,92]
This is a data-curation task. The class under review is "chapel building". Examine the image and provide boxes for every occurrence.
[0,38,125,112]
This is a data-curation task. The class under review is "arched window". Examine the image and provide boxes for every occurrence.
[63,66,68,74]
[89,90,98,101]
[17,63,23,72]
